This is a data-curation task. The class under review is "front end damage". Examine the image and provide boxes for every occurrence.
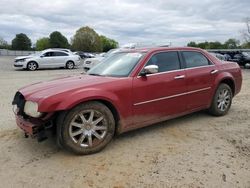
[12,91,55,142]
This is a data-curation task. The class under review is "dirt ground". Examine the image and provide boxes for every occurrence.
[0,56,249,188]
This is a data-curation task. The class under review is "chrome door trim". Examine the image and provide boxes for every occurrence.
[133,87,211,106]
[136,65,215,78]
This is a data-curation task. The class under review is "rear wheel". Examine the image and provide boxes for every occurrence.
[66,61,74,69]
[57,102,115,155]
[27,61,38,71]
[208,83,232,116]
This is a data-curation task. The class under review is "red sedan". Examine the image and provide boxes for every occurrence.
[12,47,242,154]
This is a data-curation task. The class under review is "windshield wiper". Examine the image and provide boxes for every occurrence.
[88,73,102,76]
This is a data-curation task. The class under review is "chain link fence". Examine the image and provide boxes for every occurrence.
[0,49,37,56]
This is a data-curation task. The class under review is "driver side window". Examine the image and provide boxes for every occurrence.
[43,52,53,57]
[145,51,181,73]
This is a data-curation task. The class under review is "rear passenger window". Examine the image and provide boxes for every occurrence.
[182,51,210,68]
[53,52,68,56]
[146,51,180,73]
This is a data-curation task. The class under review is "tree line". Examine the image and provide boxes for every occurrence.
[0,26,119,52]
[187,38,250,49]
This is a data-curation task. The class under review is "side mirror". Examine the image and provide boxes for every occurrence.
[40,54,45,58]
[140,65,159,76]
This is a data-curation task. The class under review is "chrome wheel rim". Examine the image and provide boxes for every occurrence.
[28,62,37,70]
[217,89,230,111]
[69,110,107,148]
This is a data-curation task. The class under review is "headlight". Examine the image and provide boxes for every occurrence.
[24,101,42,118]
[16,59,26,62]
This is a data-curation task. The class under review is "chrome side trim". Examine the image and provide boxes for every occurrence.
[133,87,211,106]
[136,65,215,78]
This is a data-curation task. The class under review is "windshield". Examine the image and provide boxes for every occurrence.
[88,52,145,77]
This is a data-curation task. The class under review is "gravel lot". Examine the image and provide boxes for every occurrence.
[0,56,249,188]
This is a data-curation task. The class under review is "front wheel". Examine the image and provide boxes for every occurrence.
[57,102,115,155]
[208,83,232,116]
[27,61,38,71]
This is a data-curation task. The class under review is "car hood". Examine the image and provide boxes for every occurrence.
[15,55,34,60]
[19,75,118,101]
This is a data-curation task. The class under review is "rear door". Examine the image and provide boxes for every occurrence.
[50,51,69,68]
[132,51,187,125]
[181,51,217,110]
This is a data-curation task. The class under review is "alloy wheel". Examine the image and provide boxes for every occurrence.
[69,110,107,147]
[217,88,231,111]
[28,62,37,70]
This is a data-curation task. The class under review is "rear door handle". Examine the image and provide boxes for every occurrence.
[174,75,185,79]
[210,70,218,74]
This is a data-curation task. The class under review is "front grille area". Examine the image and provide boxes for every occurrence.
[12,92,26,116]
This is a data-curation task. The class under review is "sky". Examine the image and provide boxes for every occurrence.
[0,0,249,46]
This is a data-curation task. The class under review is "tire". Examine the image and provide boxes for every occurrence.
[66,61,74,69]
[27,61,38,71]
[208,83,232,116]
[56,101,115,155]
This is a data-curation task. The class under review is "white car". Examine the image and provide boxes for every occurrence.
[14,49,81,71]
[83,49,121,71]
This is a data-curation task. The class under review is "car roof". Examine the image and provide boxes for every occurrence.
[118,46,205,53]
[42,49,71,54]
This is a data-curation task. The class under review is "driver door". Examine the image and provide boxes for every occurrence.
[132,51,187,126]
[39,52,53,68]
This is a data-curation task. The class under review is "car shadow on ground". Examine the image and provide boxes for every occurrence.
[17,110,211,156]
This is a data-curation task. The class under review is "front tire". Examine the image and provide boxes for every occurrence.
[208,83,232,116]
[27,61,38,71]
[57,102,115,155]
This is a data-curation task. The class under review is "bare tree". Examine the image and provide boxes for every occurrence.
[242,17,250,43]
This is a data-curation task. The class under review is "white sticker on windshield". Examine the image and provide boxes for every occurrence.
[126,53,142,58]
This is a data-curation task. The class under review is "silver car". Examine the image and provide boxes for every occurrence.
[14,49,81,71]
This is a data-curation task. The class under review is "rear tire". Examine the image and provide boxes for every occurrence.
[208,83,232,116]
[27,61,38,71]
[66,61,74,69]
[56,101,115,155]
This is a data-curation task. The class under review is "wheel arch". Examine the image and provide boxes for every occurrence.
[54,99,121,135]
[26,60,39,69]
[219,78,235,96]
[66,60,75,64]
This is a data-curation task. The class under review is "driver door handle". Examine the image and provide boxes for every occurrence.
[174,75,185,79]
[210,70,218,74]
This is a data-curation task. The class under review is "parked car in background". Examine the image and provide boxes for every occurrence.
[14,49,81,70]
[74,51,95,59]
[209,52,226,61]
[223,53,232,61]
[231,52,250,67]
[12,47,242,155]
[83,49,120,71]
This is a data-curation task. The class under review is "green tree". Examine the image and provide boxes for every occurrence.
[241,42,250,48]
[11,33,32,50]
[224,38,240,49]
[36,37,50,50]
[208,41,224,49]
[49,31,69,48]
[0,37,10,49]
[100,35,118,52]
[187,41,197,47]
[71,26,102,52]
